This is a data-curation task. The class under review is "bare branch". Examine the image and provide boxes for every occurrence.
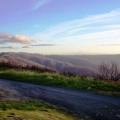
[93,62,120,81]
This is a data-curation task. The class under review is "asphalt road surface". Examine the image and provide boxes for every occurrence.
[0,79,120,120]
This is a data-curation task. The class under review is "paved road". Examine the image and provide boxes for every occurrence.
[0,79,120,120]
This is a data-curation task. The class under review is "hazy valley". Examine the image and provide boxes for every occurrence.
[0,52,120,75]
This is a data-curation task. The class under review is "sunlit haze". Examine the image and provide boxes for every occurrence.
[0,0,120,54]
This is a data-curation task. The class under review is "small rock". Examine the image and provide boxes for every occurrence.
[85,116,89,119]
[116,115,120,118]
[87,87,91,90]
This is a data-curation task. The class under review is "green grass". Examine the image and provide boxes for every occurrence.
[0,69,120,96]
[0,101,80,120]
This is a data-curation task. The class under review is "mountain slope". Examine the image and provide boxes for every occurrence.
[47,55,99,70]
[0,52,96,75]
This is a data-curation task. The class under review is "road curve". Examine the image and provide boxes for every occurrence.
[0,79,120,120]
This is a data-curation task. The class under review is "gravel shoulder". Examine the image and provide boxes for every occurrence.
[0,79,120,120]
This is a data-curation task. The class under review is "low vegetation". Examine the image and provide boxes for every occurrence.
[0,60,57,73]
[0,101,78,120]
[0,68,119,96]
[93,62,120,81]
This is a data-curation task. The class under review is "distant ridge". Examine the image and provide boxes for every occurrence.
[0,52,97,75]
[1,52,120,75]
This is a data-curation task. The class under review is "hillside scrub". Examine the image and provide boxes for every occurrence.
[0,69,119,96]
[0,60,57,73]
[93,62,120,81]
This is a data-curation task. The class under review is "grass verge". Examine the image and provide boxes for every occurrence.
[0,69,120,97]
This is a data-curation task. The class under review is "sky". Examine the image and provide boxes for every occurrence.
[0,0,120,55]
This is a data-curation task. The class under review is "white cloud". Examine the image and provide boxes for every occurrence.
[56,29,120,44]
[22,45,33,48]
[32,44,57,46]
[34,9,120,43]
[0,46,18,49]
[33,0,53,11]
[65,27,90,35]
[0,0,53,15]
[0,33,36,44]
[96,44,120,46]
[0,32,12,39]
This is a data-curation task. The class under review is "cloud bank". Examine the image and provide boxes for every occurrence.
[22,45,33,48]
[96,44,120,46]
[0,33,36,44]
[0,46,17,49]
[32,44,57,46]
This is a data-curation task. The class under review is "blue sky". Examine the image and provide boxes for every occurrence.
[0,0,120,54]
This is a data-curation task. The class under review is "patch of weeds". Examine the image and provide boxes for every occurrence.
[0,101,80,120]
[47,76,53,80]
[0,101,50,111]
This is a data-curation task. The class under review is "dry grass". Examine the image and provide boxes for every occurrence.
[0,100,81,120]
[0,110,77,120]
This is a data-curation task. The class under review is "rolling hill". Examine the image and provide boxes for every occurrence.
[1,52,120,75]
[0,52,96,75]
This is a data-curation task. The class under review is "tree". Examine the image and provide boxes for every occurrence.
[95,62,120,81]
